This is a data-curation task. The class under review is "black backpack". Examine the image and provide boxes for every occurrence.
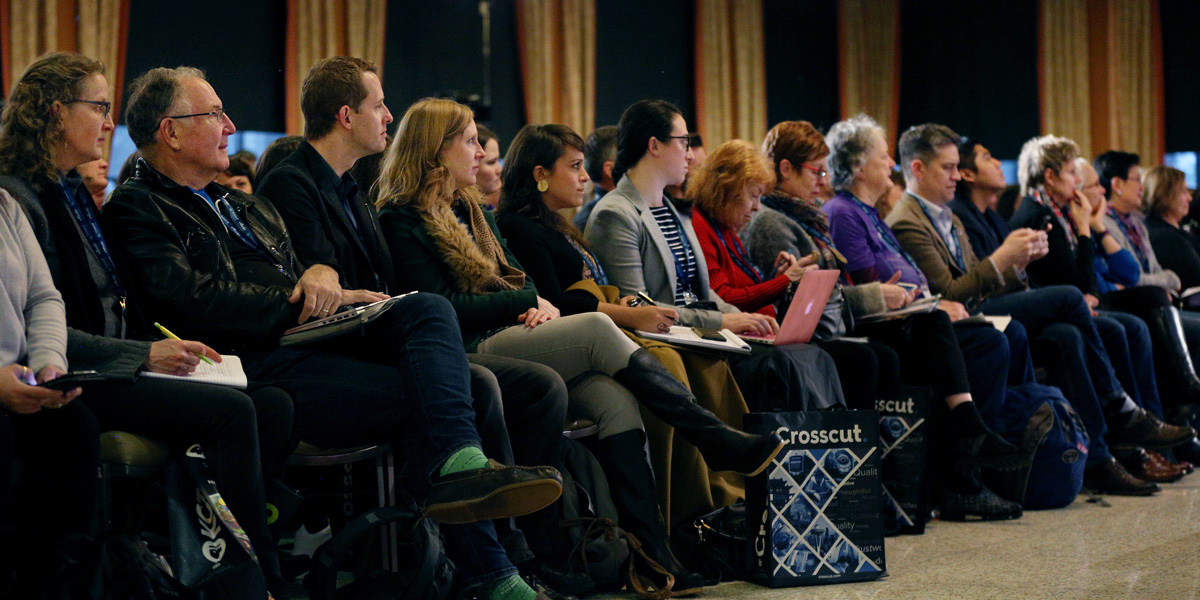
[306,497,455,600]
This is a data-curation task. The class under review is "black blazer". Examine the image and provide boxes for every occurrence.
[496,212,601,316]
[257,141,396,294]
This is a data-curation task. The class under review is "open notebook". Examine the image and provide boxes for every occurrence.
[141,355,248,389]
[635,326,752,354]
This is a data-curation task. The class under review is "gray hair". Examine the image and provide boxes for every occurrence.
[826,114,885,191]
[897,123,959,179]
[125,66,207,149]
[1074,157,1091,190]
[1016,134,1079,197]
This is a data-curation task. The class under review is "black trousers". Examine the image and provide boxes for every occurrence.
[814,339,901,410]
[82,379,294,595]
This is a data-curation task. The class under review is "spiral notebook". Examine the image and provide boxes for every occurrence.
[141,355,248,389]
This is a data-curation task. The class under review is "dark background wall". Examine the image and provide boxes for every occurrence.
[115,0,1194,160]
[123,0,288,132]
[1161,0,1200,153]
[594,0,695,130]
[763,0,840,136]
[897,0,1039,159]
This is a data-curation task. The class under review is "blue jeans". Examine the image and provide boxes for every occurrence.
[244,293,514,586]
[978,286,1120,465]
[1095,311,1161,418]
[954,320,1022,429]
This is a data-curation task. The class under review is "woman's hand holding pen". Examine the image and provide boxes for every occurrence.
[146,339,221,375]
[630,305,679,333]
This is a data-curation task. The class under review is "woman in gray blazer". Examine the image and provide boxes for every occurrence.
[585,99,845,412]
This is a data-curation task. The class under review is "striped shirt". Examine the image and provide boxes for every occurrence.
[649,204,699,305]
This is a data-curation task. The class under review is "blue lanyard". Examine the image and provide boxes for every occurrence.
[60,180,125,297]
[914,197,965,271]
[568,236,609,286]
[653,204,696,293]
[195,190,286,275]
[713,225,763,284]
[846,194,927,287]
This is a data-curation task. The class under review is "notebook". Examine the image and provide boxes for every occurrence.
[141,355,248,389]
[635,326,752,354]
[739,269,841,346]
[279,292,414,347]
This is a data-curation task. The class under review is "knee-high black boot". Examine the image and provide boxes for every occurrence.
[613,349,784,476]
[596,430,705,595]
[1143,306,1200,408]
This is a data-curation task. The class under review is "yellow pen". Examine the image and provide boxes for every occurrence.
[153,322,215,365]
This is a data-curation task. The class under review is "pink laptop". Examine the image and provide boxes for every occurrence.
[740,269,840,346]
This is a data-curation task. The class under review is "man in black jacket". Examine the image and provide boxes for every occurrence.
[255,56,584,597]
[102,66,563,600]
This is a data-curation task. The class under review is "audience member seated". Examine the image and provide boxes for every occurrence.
[0,188,95,596]
[476,124,502,210]
[0,53,300,596]
[77,157,109,209]
[494,122,755,543]
[254,57,580,595]
[573,124,617,229]
[253,134,303,189]
[875,168,905,220]
[584,100,847,413]
[215,149,255,193]
[688,138,899,409]
[1146,166,1200,297]
[99,66,564,600]
[664,131,705,211]
[374,98,786,596]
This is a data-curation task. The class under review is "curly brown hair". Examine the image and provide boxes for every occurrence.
[0,52,105,188]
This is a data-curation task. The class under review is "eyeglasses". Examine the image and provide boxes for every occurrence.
[660,135,691,149]
[164,108,227,122]
[67,99,111,118]
[800,163,828,178]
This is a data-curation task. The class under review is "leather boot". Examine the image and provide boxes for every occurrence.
[613,349,785,476]
[1143,305,1200,407]
[595,430,705,596]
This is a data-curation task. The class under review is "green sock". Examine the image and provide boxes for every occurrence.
[438,446,489,477]
[490,574,536,600]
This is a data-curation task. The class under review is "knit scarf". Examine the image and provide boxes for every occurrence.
[761,191,831,235]
[422,195,526,294]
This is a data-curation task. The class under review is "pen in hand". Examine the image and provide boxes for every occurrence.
[153,322,215,365]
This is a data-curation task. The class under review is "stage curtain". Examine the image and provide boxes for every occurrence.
[1101,0,1163,166]
[285,0,388,135]
[838,0,900,148]
[515,0,595,138]
[3,0,129,158]
[694,0,767,148]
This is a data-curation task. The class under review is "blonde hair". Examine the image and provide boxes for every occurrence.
[1017,134,1079,197]
[688,139,775,228]
[375,97,480,211]
[1143,165,1188,218]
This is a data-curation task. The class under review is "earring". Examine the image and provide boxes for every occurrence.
[537,179,549,192]
[1116,189,1122,197]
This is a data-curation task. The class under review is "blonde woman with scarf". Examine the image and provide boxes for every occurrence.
[375,98,785,595]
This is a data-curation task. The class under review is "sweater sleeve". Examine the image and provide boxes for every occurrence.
[694,214,789,312]
[12,199,68,373]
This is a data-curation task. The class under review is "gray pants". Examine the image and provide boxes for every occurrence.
[476,313,645,437]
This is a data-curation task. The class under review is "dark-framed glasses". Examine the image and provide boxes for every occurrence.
[66,99,111,118]
[165,108,227,122]
[660,135,691,149]
[801,163,828,178]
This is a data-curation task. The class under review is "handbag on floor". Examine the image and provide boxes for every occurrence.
[744,410,886,588]
[877,385,932,536]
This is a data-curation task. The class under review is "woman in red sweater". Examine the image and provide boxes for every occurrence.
[691,140,901,409]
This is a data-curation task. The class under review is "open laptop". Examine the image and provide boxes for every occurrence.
[740,269,841,346]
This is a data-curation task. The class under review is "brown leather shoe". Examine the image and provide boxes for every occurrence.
[1084,457,1160,496]
[1145,449,1193,476]
[1109,407,1197,450]
[1116,448,1188,483]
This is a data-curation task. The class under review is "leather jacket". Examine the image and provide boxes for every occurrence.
[101,158,305,351]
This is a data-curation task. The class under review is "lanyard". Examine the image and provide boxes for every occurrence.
[196,190,285,274]
[652,204,697,297]
[567,235,609,286]
[60,180,125,297]
[914,198,965,271]
[846,193,928,289]
[713,225,763,284]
